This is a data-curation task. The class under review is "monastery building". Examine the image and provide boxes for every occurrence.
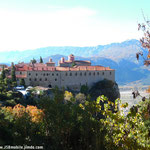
[13,54,115,91]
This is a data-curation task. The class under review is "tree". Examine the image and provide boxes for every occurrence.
[80,85,89,95]
[0,66,6,80]
[64,90,74,102]
[30,58,36,64]
[75,93,86,104]
[40,56,43,63]
[72,61,76,67]
[11,64,16,82]
[137,15,150,65]
[89,79,120,103]
[20,78,25,87]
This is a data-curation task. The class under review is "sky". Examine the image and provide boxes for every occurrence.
[0,0,149,51]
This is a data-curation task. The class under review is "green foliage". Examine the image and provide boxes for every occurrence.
[30,58,37,64]
[89,79,120,103]
[80,84,89,95]
[40,56,43,63]
[38,96,106,150]
[0,66,6,80]
[72,61,76,67]
[19,78,25,87]
[0,87,150,149]
[75,93,86,104]
[11,64,16,82]
[52,86,64,104]
[64,90,74,103]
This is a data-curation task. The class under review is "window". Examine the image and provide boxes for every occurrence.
[97,72,99,75]
[66,73,68,76]
[45,78,47,81]
[75,72,77,76]
[34,78,37,81]
[20,72,22,75]
[40,78,42,81]
[52,73,54,76]
[102,72,104,75]
[110,72,112,75]
[89,72,91,76]
[47,73,48,76]
[29,78,31,81]
[36,73,38,76]
[56,73,58,76]
[70,73,72,76]
[43,73,45,76]
[80,72,82,76]
[55,78,57,81]
[84,72,86,76]
[28,73,31,76]
[93,72,95,76]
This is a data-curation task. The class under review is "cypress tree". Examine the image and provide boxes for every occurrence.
[40,56,43,63]
[11,64,16,82]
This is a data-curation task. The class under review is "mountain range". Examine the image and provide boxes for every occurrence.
[1,39,150,85]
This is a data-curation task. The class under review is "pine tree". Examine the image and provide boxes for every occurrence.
[40,56,43,63]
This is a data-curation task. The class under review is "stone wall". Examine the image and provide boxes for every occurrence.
[16,69,115,90]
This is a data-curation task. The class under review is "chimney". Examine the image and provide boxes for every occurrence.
[61,57,65,63]
[49,58,52,62]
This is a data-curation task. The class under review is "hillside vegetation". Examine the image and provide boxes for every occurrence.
[0,76,150,149]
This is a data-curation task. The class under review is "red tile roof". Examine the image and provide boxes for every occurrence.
[14,63,114,72]
[56,66,113,71]
[46,62,55,64]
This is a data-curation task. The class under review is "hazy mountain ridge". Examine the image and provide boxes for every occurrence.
[0,39,149,85]
[0,39,144,63]
[42,54,148,85]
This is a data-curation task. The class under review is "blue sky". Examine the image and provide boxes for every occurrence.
[0,0,149,51]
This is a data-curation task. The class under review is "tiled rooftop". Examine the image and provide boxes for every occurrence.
[14,63,113,72]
